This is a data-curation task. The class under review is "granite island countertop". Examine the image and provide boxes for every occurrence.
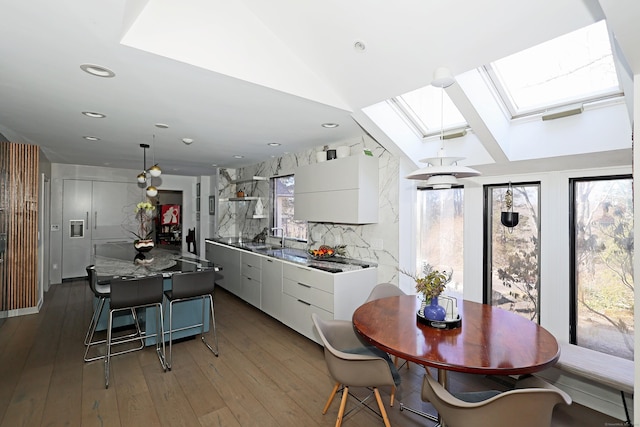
[94,242,219,278]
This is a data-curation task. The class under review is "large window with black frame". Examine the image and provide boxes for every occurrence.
[570,175,633,359]
[484,182,541,323]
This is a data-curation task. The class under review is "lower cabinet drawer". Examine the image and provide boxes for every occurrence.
[242,275,261,308]
[283,278,333,313]
[281,292,332,343]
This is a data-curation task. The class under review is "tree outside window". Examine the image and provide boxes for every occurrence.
[417,187,464,298]
[485,183,541,322]
[271,175,307,241]
[571,176,633,359]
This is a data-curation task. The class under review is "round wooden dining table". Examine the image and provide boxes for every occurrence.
[353,295,560,426]
[352,295,560,376]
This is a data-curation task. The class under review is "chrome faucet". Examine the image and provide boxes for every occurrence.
[271,227,286,248]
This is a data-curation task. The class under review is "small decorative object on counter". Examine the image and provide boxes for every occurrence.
[252,227,268,243]
[130,200,156,262]
[236,190,245,198]
[308,244,347,259]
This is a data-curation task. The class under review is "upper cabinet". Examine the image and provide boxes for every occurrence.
[294,155,378,224]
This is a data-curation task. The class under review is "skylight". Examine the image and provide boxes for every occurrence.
[389,84,467,138]
[487,20,622,118]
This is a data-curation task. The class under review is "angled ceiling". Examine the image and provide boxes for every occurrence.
[0,0,638,176]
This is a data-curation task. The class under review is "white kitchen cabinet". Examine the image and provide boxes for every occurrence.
[241,252,262,308]
[294,155,378,224]
[204,241,378,344]
[281,262,378,343]
[62,179,141,278]
[261,257,283,320]
[209,242,241,296]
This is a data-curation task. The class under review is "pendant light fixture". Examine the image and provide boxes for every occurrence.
[406,67,480,189]
[137,141,162,197]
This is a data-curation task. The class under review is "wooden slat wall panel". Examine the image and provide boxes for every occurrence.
[0,142,7,311]
[0,142,39,310]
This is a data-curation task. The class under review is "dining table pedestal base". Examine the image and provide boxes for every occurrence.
[399,368,448,426]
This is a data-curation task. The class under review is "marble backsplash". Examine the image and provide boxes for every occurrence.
[217,136,400,285]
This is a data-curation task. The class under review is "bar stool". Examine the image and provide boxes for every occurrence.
[163,269,219,370]
[83,265,143,362]
[105,275,167,388]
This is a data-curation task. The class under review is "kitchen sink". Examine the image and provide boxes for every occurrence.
[214,237,275,251]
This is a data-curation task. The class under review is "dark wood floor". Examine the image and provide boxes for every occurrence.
[0,280,622,427]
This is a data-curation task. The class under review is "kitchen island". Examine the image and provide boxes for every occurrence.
[91,242,221,345]
[205,238,378,344]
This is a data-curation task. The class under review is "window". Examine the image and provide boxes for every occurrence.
[271,175,307,241]
[486,20,622,118]
[389,84,467,138]
[484,183,541,322]
[416,187,464,298]
[570,176,633,359]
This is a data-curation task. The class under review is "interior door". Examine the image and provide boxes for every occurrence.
[62,179,92,279]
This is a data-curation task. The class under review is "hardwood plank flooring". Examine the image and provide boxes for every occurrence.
[0,280,624,427]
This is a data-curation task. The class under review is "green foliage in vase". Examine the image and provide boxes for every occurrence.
[400,264,451,301]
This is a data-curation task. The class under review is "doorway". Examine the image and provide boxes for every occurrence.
[156,190,183,248]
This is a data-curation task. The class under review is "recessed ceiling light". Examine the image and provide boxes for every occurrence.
[322,123,339,128]
[83,136,100,141]
[82,111,106,118]
[80,64,115,78]
[233,155,244,159]
[182,138,194,145]
[267,142,281,147]
[211,163,218,167]
[354,41,366,52]
[155,123,169,129]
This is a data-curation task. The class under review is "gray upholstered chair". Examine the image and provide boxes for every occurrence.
[421,371,572,427]
[105,275,166,388]
[311,313,400,427]
[163,269,219,370]
[365,283,409,369]
[365,282,406,302]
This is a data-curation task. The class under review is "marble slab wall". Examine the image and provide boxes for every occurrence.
[217,136,400,285]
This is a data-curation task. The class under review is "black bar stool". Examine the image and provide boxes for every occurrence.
[83,265,143,362]
[105,275,167,388]
[163,269,219,370]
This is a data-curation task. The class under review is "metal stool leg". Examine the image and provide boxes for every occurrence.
[84,297,105,346]
[201,294,218,356]
[167,299,174,370]
[105,310,113,388]
[156,302,167,371]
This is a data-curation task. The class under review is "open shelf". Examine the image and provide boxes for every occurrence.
[231,176,267,184]
[219,196,260,202]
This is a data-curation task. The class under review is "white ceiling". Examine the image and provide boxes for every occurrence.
[0,0,638,176]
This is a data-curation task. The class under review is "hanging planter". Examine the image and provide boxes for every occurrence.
[501,182,519,230]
